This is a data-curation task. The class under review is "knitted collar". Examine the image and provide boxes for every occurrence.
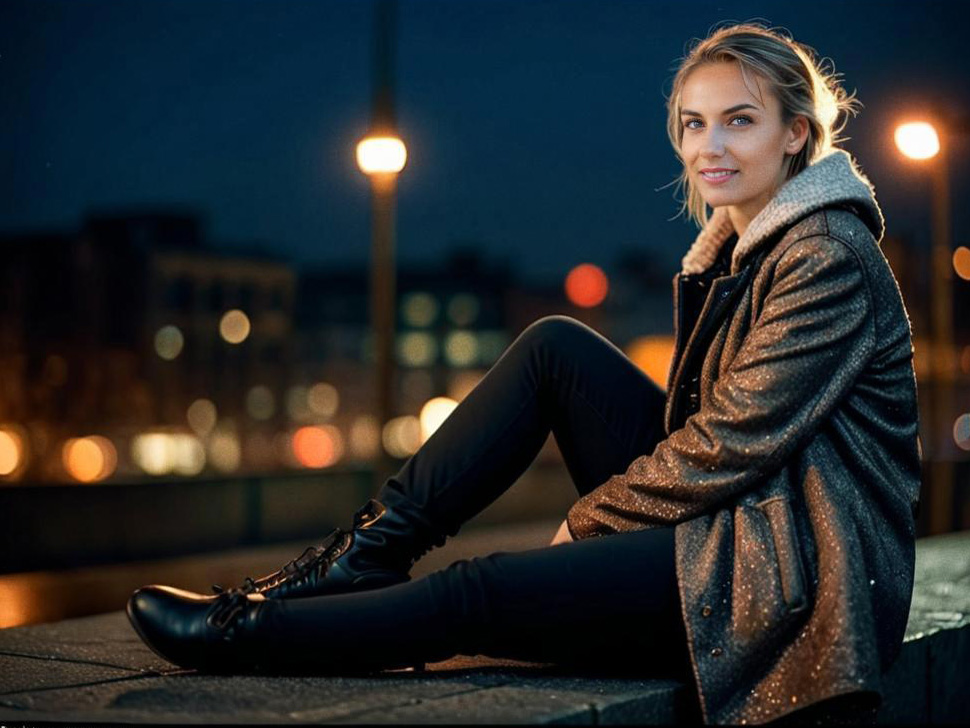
[679,148,886,275]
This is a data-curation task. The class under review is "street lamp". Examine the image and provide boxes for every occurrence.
[894,116,953,534]
[357,0,405,488]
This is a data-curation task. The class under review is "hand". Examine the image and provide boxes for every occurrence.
[550,519,574,546]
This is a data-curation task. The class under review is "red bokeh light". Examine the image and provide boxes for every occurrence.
[565,263,609,308]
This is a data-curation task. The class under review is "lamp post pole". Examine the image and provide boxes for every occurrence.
[929,138,953,535]
[895,118,955,534]
[357,0,405,490]
[370,170,397,487]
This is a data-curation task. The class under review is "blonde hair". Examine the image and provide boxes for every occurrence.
[665,21,862,229]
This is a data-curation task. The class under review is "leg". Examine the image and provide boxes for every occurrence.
[253,525,689,678]
[379,314,668,538]
[215,315,669,599]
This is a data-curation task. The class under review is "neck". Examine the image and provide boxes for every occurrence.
[726,207,750,239]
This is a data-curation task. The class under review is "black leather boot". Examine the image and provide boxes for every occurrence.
[212,498,447,600]
[126,584,269,673]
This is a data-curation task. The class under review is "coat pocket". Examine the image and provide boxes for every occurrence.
[756,497,808,613]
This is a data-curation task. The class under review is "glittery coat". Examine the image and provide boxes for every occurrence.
[565,149,922,725]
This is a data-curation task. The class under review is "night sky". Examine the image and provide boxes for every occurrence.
[2,0,968,283]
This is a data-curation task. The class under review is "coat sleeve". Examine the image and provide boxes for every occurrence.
[566,235,876,539]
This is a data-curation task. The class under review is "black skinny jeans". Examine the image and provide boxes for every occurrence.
[257,315,691,677]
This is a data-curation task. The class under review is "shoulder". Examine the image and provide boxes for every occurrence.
[760,206,877,277]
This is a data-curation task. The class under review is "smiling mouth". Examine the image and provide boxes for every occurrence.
[700,170,738,180]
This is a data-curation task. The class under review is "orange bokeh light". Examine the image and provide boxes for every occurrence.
[565,263,609,308]
[62,436,117,483]
[953,246,970,282]
[292,426,336,468]
[626,335,675,389]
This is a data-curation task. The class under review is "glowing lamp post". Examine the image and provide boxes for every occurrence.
[894,118,952,533]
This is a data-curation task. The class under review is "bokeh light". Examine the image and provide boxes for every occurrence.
[186,399,217,437]
[154,325,184,360]
[444,331,478,367]
[308,382,339,418]
[953,246,970,281]
[63,436,116,483]
[292,425,343,468]
[172,435,206,475]
[132,433,205,476]
[894,121,941,160]
[625,335,675,389]
[349,415,380,459]
[954,413,970,451]
[219,309,251,344]
[420,397,458,442]
[382,415,421,458]
[565,263,609,308]
[398,331,437,367]
[402,292,438,327]
[208,430,241,473]
[356,136,407,174]
[0,428,25,478]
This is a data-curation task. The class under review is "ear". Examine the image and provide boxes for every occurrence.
[785,115,810,155]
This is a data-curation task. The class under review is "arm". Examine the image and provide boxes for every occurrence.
[566,235,876,539]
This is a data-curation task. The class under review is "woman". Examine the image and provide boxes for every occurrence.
[127,22,921,725]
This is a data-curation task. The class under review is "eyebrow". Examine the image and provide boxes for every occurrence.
[680,103,760,117]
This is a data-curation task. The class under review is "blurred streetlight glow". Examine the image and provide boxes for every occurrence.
[308,382,339,417]
[292,425,342,468]
[954,413,970,451]
[356,136,407,175]
[63,436,116,483]
[186,399,218,436]
[565,263,609,308]
[626,335,676,389]
[894,121,941,160]
[953,246,970,281]
[154,325,184,360]
[420,396,458,441]
[382,415,421,458]
[349,415,380,459]
[0,429,24,478]
[219,309,251,344]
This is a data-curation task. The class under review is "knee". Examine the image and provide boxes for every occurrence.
[514,315,592,354]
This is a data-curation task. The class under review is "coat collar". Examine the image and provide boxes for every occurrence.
[680,148,886,275]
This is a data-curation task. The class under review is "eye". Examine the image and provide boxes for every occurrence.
[682,118,702,130]
[730,115,753,126]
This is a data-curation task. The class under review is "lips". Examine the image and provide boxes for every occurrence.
[699,169,738,184]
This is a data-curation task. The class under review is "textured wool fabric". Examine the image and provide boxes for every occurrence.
[566,148,921,725]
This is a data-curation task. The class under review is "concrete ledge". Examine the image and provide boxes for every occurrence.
[0,531,966,724]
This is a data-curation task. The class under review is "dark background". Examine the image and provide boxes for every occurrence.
[3,0,968,281]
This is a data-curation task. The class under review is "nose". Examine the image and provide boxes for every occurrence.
[698,127,726,158]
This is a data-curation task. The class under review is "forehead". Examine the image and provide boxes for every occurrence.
[680,61,773,113]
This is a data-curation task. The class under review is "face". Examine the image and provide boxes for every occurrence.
[678,61,808,224]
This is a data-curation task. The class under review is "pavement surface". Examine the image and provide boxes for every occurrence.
[0,526,967,724]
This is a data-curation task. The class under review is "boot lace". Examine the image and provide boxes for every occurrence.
[207,587,253,632]
[210,528,349,596]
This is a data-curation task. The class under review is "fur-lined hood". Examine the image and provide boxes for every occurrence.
[680,148,886,275]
